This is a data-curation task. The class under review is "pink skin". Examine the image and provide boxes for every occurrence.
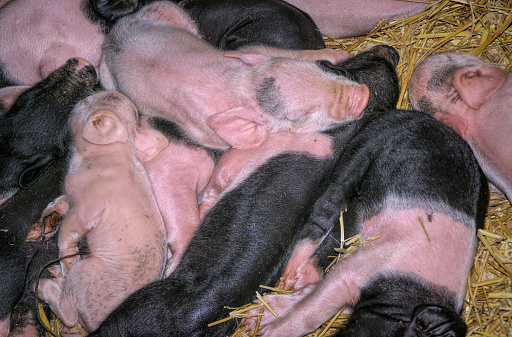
[198,132,333,293]
[199,132,334,218]
[243,206,476,336]
[0,316,8,337]
[1,309,40,337]
[100,2,369,150]
[36,91,168,332]
[279,240,322,291]
[0,86,30,117]
[409,53,512,201]
[138,118,215,276]
[0,0,103,85]
[284,0,431,37]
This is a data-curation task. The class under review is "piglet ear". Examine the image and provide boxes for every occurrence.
[349,84,370,119]
[18,155,55,189]
[223,51,270,66]
[82,109,129,145]
[142,2,198,35]
[433,112,468,139]
[453,65,506,110]
[0,86,30,115]
[206,107,269,149]
[134,128,169,162]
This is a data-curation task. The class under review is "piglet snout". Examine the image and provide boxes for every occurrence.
[69,57,97,82]
[331,83,369,121]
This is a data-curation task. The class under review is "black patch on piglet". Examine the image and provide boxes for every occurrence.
[0,58,97,197]
[146,116,223,162]
[406,305,466,337]
[335,273,465,337]
[320,45,400,114]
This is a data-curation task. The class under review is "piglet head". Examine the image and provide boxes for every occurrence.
[211,53,369,149]
[409,52,507,140]
[72,91,138,148]
[250,57,369,133]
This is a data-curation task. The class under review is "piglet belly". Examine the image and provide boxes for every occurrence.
[357,207,476,301]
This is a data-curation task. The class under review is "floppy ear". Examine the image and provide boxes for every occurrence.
[142,2,198,35]
[18,155,55,189]
[223,51,270,66]
[0,86,30,115]
[453,65,506,110]
[134,128,169,162]
[433,112,468,139]
[82,109,129,145]
[206,107,269,149]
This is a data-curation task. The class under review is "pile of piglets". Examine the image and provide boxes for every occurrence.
[0,0,491,337]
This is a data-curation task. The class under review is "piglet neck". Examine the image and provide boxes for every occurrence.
[219,61,252,100]
[76,142,133,163]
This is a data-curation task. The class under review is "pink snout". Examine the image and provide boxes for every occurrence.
[330,83,369,121]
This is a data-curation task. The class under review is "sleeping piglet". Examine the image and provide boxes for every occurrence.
[283,0,431,37]
[36,91,168,332]
[0,0,106,87]
[243,109,489,337]
[0,58,97,203]
[139,116,215,275]
[100,1,369,150]
[408,52,511,202]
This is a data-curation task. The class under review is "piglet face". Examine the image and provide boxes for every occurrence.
[70,91,138,149]
[254,58,369,133]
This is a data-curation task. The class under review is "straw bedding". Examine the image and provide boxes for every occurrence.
[40,0,511,336]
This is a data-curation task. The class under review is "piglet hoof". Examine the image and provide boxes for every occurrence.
[26,195,69,242]
[280,257,321,291]
[406,305,466,337]
[25,210,63,242]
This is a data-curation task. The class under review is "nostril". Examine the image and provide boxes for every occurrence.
[70,58,98,81]
[79,65,98,80]
[73,57,93,70]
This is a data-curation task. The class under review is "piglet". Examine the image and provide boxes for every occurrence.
[88,43,400,337]
[93,0,327,50]
[199,132,333,219]
[409,52,512,203]
[284,0,431,37]
[139,116,215,275]
[0,0,108,87]
[243,109,489,337]
[100,1,369,150]
[0,58,97,201]
[0,58,98,337]
[36,91,168,332]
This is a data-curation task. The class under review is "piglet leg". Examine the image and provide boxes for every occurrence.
[0,316,9,337]
[280,240,322,291]
[25,195,69,242]
[36,265,78,328]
